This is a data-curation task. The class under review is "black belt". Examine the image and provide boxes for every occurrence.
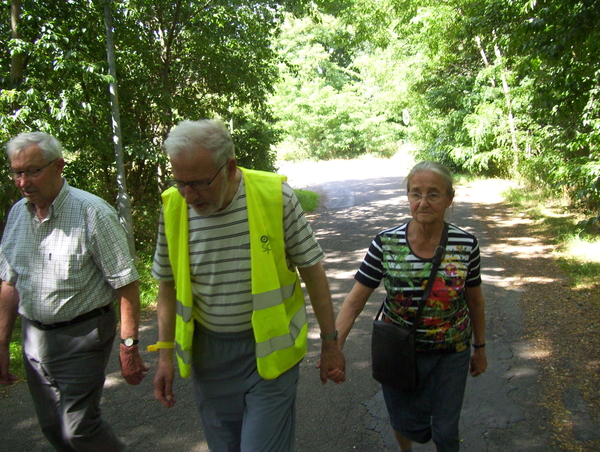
[27,304,113,330]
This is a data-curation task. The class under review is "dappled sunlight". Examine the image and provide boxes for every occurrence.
[325,249,365,261]
[472,211,534,229]
[565,240,600,263]
[482,273,521,288]
[12,418,39,430]
[510,365,543,379]
[488,238,554,259]
[516,341,553,360]
[349,359,372,370]
[371,196,405,207]
[520,276,560,284]
[483,272,559,290]
[139,323,154,333]
[456,179,518,204]
[327,269,359,280]
[104,373,122,388]
[307,329,321,340]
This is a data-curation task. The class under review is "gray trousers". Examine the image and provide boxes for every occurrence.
[382,348,471,452]
[21,308,128,452]
[191,323,299,452]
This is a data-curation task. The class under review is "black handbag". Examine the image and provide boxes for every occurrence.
[371,224,448,392]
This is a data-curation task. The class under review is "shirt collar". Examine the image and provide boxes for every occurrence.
[26,179,70,220]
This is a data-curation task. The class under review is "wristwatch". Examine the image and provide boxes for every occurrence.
[320,330,338,341]
[120,338,139,347]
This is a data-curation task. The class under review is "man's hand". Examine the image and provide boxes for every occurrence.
[317,341,346,384]
[0,347,18,386]
[119,345,149,385]
[153,356,176,408]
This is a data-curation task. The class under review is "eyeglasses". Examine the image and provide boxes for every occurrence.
[10,159,58,180]
[171,162,226,192]
[407,192,447,204]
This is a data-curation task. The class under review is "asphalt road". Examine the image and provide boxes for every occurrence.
[0,155,560,451]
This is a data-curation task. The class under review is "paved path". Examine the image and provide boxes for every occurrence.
[0,156,560,451]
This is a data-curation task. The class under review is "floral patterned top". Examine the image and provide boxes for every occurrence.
[356,222,482,353]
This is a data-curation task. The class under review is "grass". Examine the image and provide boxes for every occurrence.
[8,320,24,382]
[503,183,600,290]
[294,189,320,213]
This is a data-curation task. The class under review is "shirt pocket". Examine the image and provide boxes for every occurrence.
[46,253,87,284]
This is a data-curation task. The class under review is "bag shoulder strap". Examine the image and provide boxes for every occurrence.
[410,222,449,333]
[376,222,449,332]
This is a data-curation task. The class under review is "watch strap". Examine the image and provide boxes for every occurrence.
[320,330,338,341]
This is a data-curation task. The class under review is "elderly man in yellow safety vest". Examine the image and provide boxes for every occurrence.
[150,119,345,452]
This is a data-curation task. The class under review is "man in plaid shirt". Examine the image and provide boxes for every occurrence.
[0,132,148,452]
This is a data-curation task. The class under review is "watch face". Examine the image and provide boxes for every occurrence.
[124,338,134,346]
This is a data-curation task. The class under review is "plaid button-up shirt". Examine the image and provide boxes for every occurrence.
[0,180,138,324]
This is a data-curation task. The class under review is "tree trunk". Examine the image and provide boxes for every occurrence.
[10,0,24,86]
[474,35,495,88]
[104,0,136,260]
[493,35,519,155]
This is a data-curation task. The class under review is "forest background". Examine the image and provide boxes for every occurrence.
[1,0,600,295]
[2,2,600,449]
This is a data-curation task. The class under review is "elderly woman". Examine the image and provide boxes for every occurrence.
[336,161,487,452]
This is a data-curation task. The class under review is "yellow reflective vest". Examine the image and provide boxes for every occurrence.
[161,167,308,379]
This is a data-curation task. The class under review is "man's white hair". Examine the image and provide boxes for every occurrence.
[6,131,63,161]
[164,119,235,165]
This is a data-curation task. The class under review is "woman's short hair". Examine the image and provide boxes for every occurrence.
[164,119,235,165]
[406,161,455,197]
[6,132,63,161]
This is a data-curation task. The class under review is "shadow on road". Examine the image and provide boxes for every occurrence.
[2,160,588,451]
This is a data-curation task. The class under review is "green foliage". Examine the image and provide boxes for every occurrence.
[322,0,600,219]
[0,0,293,242]
[136,252,159,309]
[294,189,320,212]
[8,318,24,382]
[270,13,405,161]
[232,114,280,172]
[1,0,117,195]
[2,0,600,236]
[0,174,20,233]
[558,257,600,289]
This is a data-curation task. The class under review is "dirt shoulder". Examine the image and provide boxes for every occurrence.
[466,180,600,452]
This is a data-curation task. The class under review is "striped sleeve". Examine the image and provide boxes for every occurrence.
[151,208,174,280]
[282,182,325,268]
[355,234,386,289]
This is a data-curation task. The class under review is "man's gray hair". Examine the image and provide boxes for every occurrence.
[6,132,63,161]
[164,119,235,165]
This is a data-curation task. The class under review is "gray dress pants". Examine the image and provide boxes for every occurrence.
[21,308,128,452]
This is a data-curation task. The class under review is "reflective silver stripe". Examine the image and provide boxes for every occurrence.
[176,298,193,322]
[255,305,307,359]
[175,342,191,365]
[252,282,297,311]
